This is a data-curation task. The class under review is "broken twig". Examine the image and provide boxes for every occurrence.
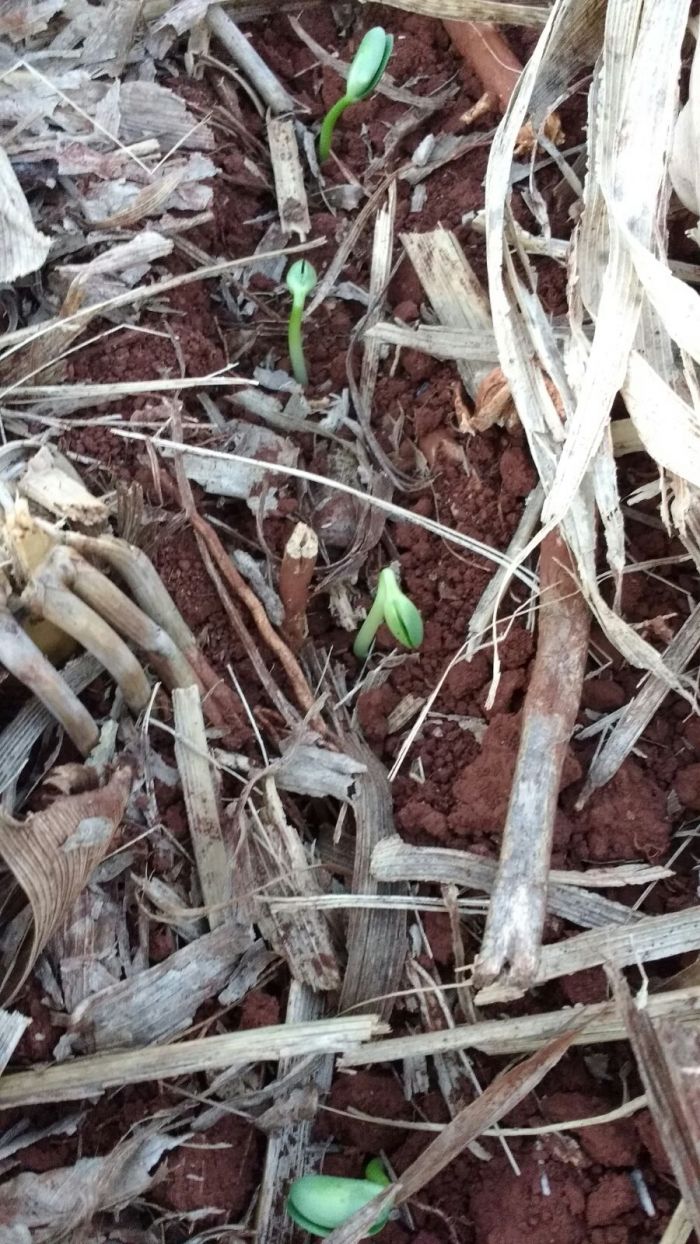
[474,532,590,990]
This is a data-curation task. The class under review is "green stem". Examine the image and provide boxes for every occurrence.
[318,94,350,162]
[287,299,308,387]
[353,578,386,660]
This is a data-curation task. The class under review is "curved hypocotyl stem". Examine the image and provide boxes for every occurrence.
[285,259,318,388]
[353,566,423,660]
[286,1166,391,1238]
[318,27,393,162]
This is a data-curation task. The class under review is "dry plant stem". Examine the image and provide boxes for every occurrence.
[371,837,643,931]
[338,740,407,1022]
[165,451,310,730]
[200,536,301,730]
[22,566,151,715]
[579,598,700,804]
[206,5,295,114]
[189,508,323,728]
[443,20,521,113]
[172,685,236,932]
[323,1026,581,1244]
[53,548,198,692]
[613,970,700,1237]
[56,531,243,734]
[340,986,700,1065]
[475,531,590,990]
[443,19,561,144]
[0,599,98,756]
[661,1202,693,1244]
[0,1015,384,1108]
[279,522,318,651]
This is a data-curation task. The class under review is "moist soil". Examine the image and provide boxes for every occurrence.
[10,6,700,1243]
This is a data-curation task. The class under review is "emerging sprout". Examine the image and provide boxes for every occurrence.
[318,27,393,162]
[285,258,318,388]
[353,566,423,660]
[287,1161,391,1238]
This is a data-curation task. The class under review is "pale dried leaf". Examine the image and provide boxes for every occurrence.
[0,1008,30,1073]
[622,351,700,486]
[360,183,396,411]
[275,740,366,801]
[0,654,100,800]
[67,924,251,1052]
[401,228,493,398]
[118,79,214,150]
[0,1131,181,1244]
[0,147,50,282]
[80,158,214,227]
[18,447,108,526]
[660,1201,693,1244]
[0,765,133,1004]
[255,983,334,1244]
[365,320,500,363]
[670,33,700,214]
[230,782,341,992]
[51,888,122,1014]
[174,421,299,515]
[54,231,174,310]
[151,0,217,37]
[79,0,141,77]
[581,601,700,800]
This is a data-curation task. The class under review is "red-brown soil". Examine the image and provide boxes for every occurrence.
[9,6,699,1244]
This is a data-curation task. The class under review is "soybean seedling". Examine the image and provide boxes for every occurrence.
[287,1160,391,1238]
[285,259,317,388]
[353,566,423,661]
[318,27,393,163]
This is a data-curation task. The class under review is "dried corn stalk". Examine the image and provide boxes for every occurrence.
[228,779,341,991]
[338,741,407,1021]
[614,972,700,1237]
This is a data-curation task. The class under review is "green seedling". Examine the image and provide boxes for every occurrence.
[318,27,393,162]
[287,1160,391,1238]
[285,258,318,388]
[353,566,423,660]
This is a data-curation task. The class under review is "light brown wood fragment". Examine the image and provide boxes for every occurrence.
[474,531,590,990]
[279,522,317,650]
[614,971,700,1237]
[267,116,310,239]
[172,685,237,930]
[338,740,407,1022]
